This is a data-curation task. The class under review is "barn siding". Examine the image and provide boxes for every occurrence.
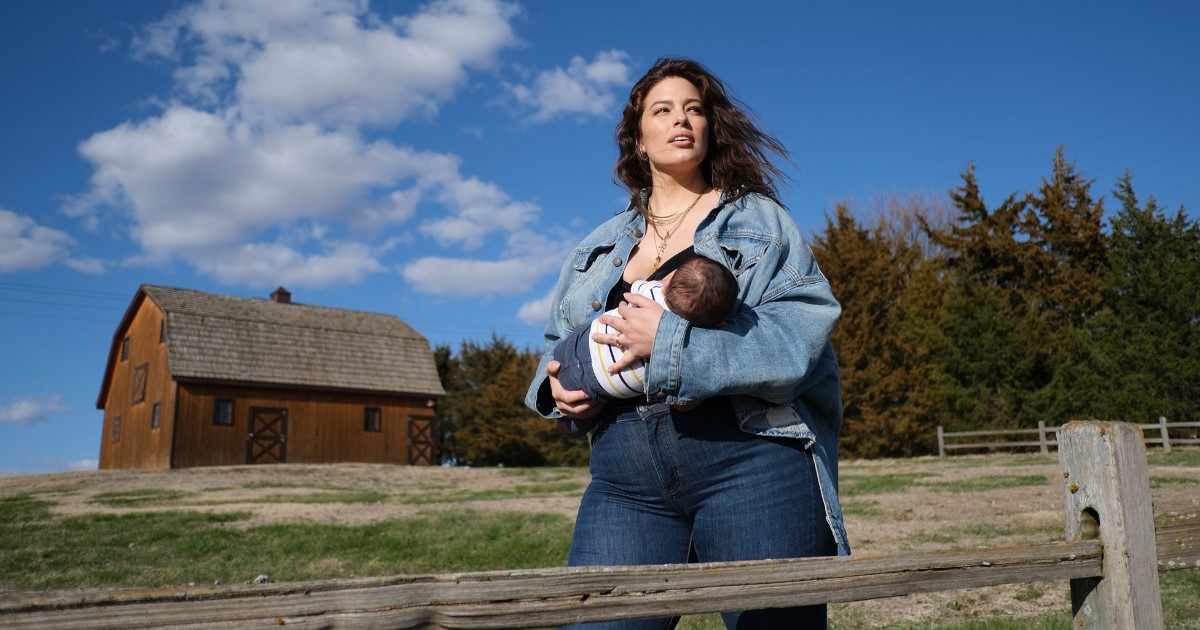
[172,383,434,468]
[99,299,174,470]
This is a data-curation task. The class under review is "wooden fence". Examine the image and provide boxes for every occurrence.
[2,422,1198,629]
[937,416,1200,456]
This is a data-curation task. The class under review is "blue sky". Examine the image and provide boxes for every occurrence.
[2,0,1197,475]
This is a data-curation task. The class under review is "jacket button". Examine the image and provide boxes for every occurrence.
[613,257,623,266]
[633,228,643,238]
[591,300,601,311]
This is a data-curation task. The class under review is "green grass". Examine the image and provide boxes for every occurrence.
[88,485,391,507]
[4,455,1198,627]
[0,494,55,523]
[884,613,1071,629]
[1149,475,1200,489]
[399,482,585,504]
[88,488,196,507]
[1147,447,1200,467]
[243,489,390,504]
[0,508,572,590]
[1161,569,1200,629]
[839,472,938,496]
[906,522,1061,546]
[499,467,579,480]
[937,453,1056,468]
[923,474,1048,493]
[838,472,1049,496]
[840,499,884,518]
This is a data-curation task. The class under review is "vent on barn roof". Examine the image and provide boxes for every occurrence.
[270,287,292,304]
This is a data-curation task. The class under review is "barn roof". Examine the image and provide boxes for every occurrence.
[97,284,444,407]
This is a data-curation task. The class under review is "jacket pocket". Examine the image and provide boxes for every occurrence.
[572,242,615,272]
[715,235,770,277]
[560,242,617,330]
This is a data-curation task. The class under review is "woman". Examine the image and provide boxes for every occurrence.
[525,58,848,629]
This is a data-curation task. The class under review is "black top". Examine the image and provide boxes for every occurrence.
[604,247,697,310]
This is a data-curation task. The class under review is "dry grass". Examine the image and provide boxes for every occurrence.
[1,451,1197,628]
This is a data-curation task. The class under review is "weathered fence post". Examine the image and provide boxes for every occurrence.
[1158,416,1172,453]
[1037,420,1048,455]
[1057,421,1163,629]
[937,425,945,457]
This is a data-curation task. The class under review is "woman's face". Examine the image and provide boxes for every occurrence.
[637,76,708,179]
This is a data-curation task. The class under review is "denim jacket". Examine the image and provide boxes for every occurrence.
[525,190,849,555]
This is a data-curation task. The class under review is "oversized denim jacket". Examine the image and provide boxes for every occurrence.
[525,190,849,555]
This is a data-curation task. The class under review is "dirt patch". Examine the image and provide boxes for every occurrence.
[2,454,1197,627]
[0,463,590,528]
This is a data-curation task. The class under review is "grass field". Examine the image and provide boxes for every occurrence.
[1,451,1197,628]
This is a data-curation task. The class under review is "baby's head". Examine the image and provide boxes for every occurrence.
[663,256,737,327]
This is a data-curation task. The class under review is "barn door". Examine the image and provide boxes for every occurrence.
[246,407,288,464]
[407,415,437,465]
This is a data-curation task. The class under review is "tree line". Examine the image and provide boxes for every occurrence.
[435,147,1199,464]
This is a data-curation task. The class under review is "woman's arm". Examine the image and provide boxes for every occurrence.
[649,284,839,405]
[640,197,841,405]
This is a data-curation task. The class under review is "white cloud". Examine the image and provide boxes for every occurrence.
[201,240,385,287]
[420,177,540,249]
[0,209,74,273]
[517,290,554,326]
[402,256,536,295]
[65,257,106,274]
[78,107,431,254]
[71,0,542,291]
[137,0,519,127]
[509,50,632,122]
[19,459,100,475]
[0,394,68,426]
[400,228,572,297]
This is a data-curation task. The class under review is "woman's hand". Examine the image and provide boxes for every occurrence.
[545,360,604,419]
[595,291,665,373]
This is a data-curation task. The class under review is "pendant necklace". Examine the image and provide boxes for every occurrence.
[647,189,705,271]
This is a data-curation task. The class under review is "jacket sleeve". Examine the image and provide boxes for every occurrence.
[644,209,841,406]
[524,255,576,419]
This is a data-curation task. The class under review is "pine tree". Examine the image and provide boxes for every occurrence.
[1091,174,1200,423]
[813,200,938,457]
[434,335,589,466]
[1016,148,1111,423]
[1021,146,1109,328]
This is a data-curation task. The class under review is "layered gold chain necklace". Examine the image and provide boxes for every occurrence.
[646,189,705,271]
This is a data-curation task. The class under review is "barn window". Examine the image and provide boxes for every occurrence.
[111,415,122,444]
[151,402,161,429]
[120,337,130,361]
[131,364,148,405]
[159,320,166,343]
[213,399,234,426]
[364,407,382,432]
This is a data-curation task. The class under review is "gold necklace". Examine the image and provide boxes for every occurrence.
[647,190,705,271]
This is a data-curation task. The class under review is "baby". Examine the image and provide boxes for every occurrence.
[552,255,738,435]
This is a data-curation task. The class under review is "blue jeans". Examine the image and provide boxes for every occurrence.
[564,400,836,629]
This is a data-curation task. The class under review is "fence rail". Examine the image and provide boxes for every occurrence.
[937,417,1200,456]
[2,422,1198,629]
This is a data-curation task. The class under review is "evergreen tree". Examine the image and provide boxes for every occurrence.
[928,162,1032,293]
[1021,146,1109,328]
[813,200,938,457]
[1091,174,1200,423]
[919,164,1049,430]
[434,335,589,466]
[1018,148,1110,423]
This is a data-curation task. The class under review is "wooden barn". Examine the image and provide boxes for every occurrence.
[97,285,445,469]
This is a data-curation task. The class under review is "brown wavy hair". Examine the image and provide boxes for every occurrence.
[614,58,789,212]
